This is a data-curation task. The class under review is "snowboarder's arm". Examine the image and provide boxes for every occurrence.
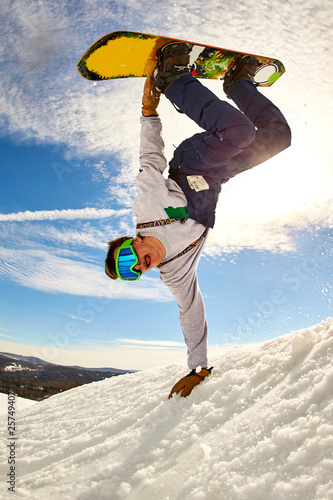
[160,265,208,371]
[138,76,167,185]
[163,265,212,398]
[135,115,169,195]
[137,76,167,187]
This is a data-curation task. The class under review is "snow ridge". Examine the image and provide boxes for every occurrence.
[1,319,332,499]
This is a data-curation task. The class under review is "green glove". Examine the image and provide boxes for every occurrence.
[142,76,161,116]
[168,367,213,399]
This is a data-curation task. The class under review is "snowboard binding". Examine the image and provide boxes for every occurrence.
[223,55,261,98]
[154,42,193,93]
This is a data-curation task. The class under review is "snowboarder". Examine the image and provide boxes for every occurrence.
[105,43,291,398]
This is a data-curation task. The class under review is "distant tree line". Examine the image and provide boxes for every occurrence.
[0,376,92,400]
[0,354,123,401]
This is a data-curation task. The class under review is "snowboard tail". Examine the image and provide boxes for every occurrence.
[77,31,285,88]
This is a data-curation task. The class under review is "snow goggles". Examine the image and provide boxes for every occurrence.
[115,238,141,281]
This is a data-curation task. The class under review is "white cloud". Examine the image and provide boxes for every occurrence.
[59,311,92,323]
[0,339,187,370]
[0,247,172,302]
[117,338,185,348]
[0,337,228,370]
[0,217,135,255]
[0,207,130,222]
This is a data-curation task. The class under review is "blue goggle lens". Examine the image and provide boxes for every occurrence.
[116,240,141,281]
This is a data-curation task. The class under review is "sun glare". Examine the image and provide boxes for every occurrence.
[219,139,325,224]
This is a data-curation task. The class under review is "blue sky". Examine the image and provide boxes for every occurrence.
[0,0,332,370]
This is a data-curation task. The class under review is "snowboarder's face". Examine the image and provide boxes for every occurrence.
[131,236,165,274]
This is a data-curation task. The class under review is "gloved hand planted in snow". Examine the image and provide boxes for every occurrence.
[168,367,213,399]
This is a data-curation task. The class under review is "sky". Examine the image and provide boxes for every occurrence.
[0,0,332,371]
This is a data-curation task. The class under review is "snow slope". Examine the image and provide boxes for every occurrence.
[0,394,36,415]
[1,319,332,500]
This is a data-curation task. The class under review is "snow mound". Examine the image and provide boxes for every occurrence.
[0,394,36,416]
[1,319,332,500]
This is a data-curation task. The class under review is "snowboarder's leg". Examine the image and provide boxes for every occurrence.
[166,73,256,156]
[166,74,290,177]
[155,43,256,158]
[226,80,291,171]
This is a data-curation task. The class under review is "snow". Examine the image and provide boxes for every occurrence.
[1,319,332,499]
[0,394,36,416]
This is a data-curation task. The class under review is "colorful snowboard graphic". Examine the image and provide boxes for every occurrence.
[77,31,285,87]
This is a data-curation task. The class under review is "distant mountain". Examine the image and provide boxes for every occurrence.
[0,352,136,401]
[69,365,134,374]
[0,352,54,366]
[0,351,134,373]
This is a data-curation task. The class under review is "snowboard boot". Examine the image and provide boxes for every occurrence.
[223,55,261,98]
[154,42,192,93]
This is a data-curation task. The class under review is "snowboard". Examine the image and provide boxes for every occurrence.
[77,31,285,87]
